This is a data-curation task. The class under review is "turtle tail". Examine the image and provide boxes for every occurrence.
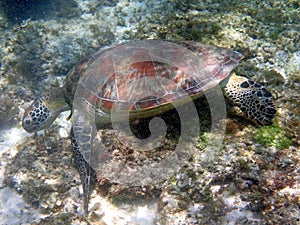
[224,73,276,126]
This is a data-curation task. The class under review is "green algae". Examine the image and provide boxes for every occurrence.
[167,173,177,187]
[237,158,251,172]
[254,124,292,149]
[197,132,209,150]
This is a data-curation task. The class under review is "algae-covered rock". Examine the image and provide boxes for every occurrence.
[0,95,18,126]
[254,124,292,150]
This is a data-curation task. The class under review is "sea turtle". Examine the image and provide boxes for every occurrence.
[22,40,276,213]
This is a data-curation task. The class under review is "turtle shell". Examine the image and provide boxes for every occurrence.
[72,40,243,116]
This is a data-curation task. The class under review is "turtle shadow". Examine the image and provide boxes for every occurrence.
[129,97,212,141]
[93,97,213,158]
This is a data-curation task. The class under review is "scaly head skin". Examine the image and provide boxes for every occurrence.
[22,88,70,133]
[224,73,276,126]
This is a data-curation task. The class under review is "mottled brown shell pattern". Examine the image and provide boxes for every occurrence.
[68,41,243,112]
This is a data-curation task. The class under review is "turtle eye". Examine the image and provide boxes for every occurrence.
[240,81,250,88]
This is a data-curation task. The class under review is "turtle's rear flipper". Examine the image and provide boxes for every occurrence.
[225,73,276,126]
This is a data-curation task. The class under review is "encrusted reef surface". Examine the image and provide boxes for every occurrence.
[0,0,299,224]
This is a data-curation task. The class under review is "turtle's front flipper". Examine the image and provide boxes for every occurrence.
[224,73,276,126]
[71,122,97,214]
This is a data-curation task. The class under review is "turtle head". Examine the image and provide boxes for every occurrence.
[224,73,276,126]
[22,88,70,133]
